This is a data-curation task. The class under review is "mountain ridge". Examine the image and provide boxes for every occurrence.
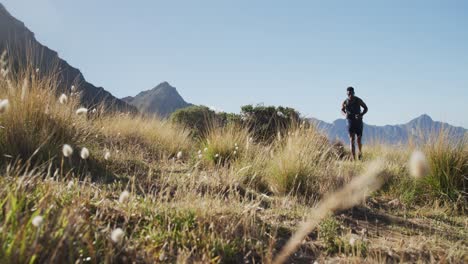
[310,114,466,144]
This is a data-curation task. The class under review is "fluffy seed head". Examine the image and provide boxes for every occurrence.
[67,181,74,189]
[409,150,429,178]
[0,99,9,113]
[104,150,111,160]
[32,215,44,227]
[177,151,183,159]
[0,68,8,78]
[277,111,285,117]
[76,107,88,116]
[119,190,130,203]
[203,147,208,152]
[62,144,73,157]
[59,94,68,104]
[21,77,28,101]
[111,228,125,243]
[80,147,90,159]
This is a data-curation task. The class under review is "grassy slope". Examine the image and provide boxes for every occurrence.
[0,63,466,263]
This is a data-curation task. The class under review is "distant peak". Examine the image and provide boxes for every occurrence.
[156,81,172,88]
[415,114,433,122]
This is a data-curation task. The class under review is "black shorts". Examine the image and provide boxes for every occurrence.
[347,118,363,137]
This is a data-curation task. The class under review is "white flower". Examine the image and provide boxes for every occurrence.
[235,146,239,150]
[197,150,202,154]
[277,111,285,118]
[76,107,88,115]
[71,85,76,92]
[35,68,39,73]
[111,228,125,243]
[59,94,68,104]
[80,147,90,159]
[62,144,73,157]
[203,147,208,152]
[91,108,97,114]
[32,215,44,227]
[215,154,219,158]
[409,150,429,178]
[176,151,183,159]
[119,190,130,203]
[198,154,203,159]
[104,150,111,160]
[233,151,237,155]
[0,99,9,113]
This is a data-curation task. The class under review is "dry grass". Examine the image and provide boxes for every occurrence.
[97,113,193,160]
[0,56,466,263]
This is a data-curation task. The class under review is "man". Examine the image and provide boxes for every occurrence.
[341,87,368,160]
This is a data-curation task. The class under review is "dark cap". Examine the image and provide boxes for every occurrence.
[347,86,354,92]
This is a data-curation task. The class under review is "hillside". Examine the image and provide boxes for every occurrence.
[0,4,135,112]
[122,81,192,117]
[310,114,467,144]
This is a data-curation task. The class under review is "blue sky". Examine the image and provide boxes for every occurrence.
[3,0,468,127]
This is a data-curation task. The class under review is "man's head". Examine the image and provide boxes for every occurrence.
[347,87,355,99]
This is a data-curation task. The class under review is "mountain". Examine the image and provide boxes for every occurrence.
[0,4,135,112]
[310,114,467,145]
[122,82,192,117]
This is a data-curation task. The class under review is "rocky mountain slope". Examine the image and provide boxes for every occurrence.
[0,4,135,112]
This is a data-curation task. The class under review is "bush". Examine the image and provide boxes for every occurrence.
[170,105,243,138]
[170,105,218,138]
[240,104,300,143]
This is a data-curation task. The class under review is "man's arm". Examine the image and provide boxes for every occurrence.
[360,99,368,117]
[341,101,347,117]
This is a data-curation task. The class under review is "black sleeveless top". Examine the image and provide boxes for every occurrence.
[344,96,362,120]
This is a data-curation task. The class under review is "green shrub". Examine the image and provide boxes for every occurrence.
[319,217,341,254]
[240,104,300,143]
[170,105,218,137]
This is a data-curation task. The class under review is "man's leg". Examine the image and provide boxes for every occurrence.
[357,136,362,160]
[349,134,356,160]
